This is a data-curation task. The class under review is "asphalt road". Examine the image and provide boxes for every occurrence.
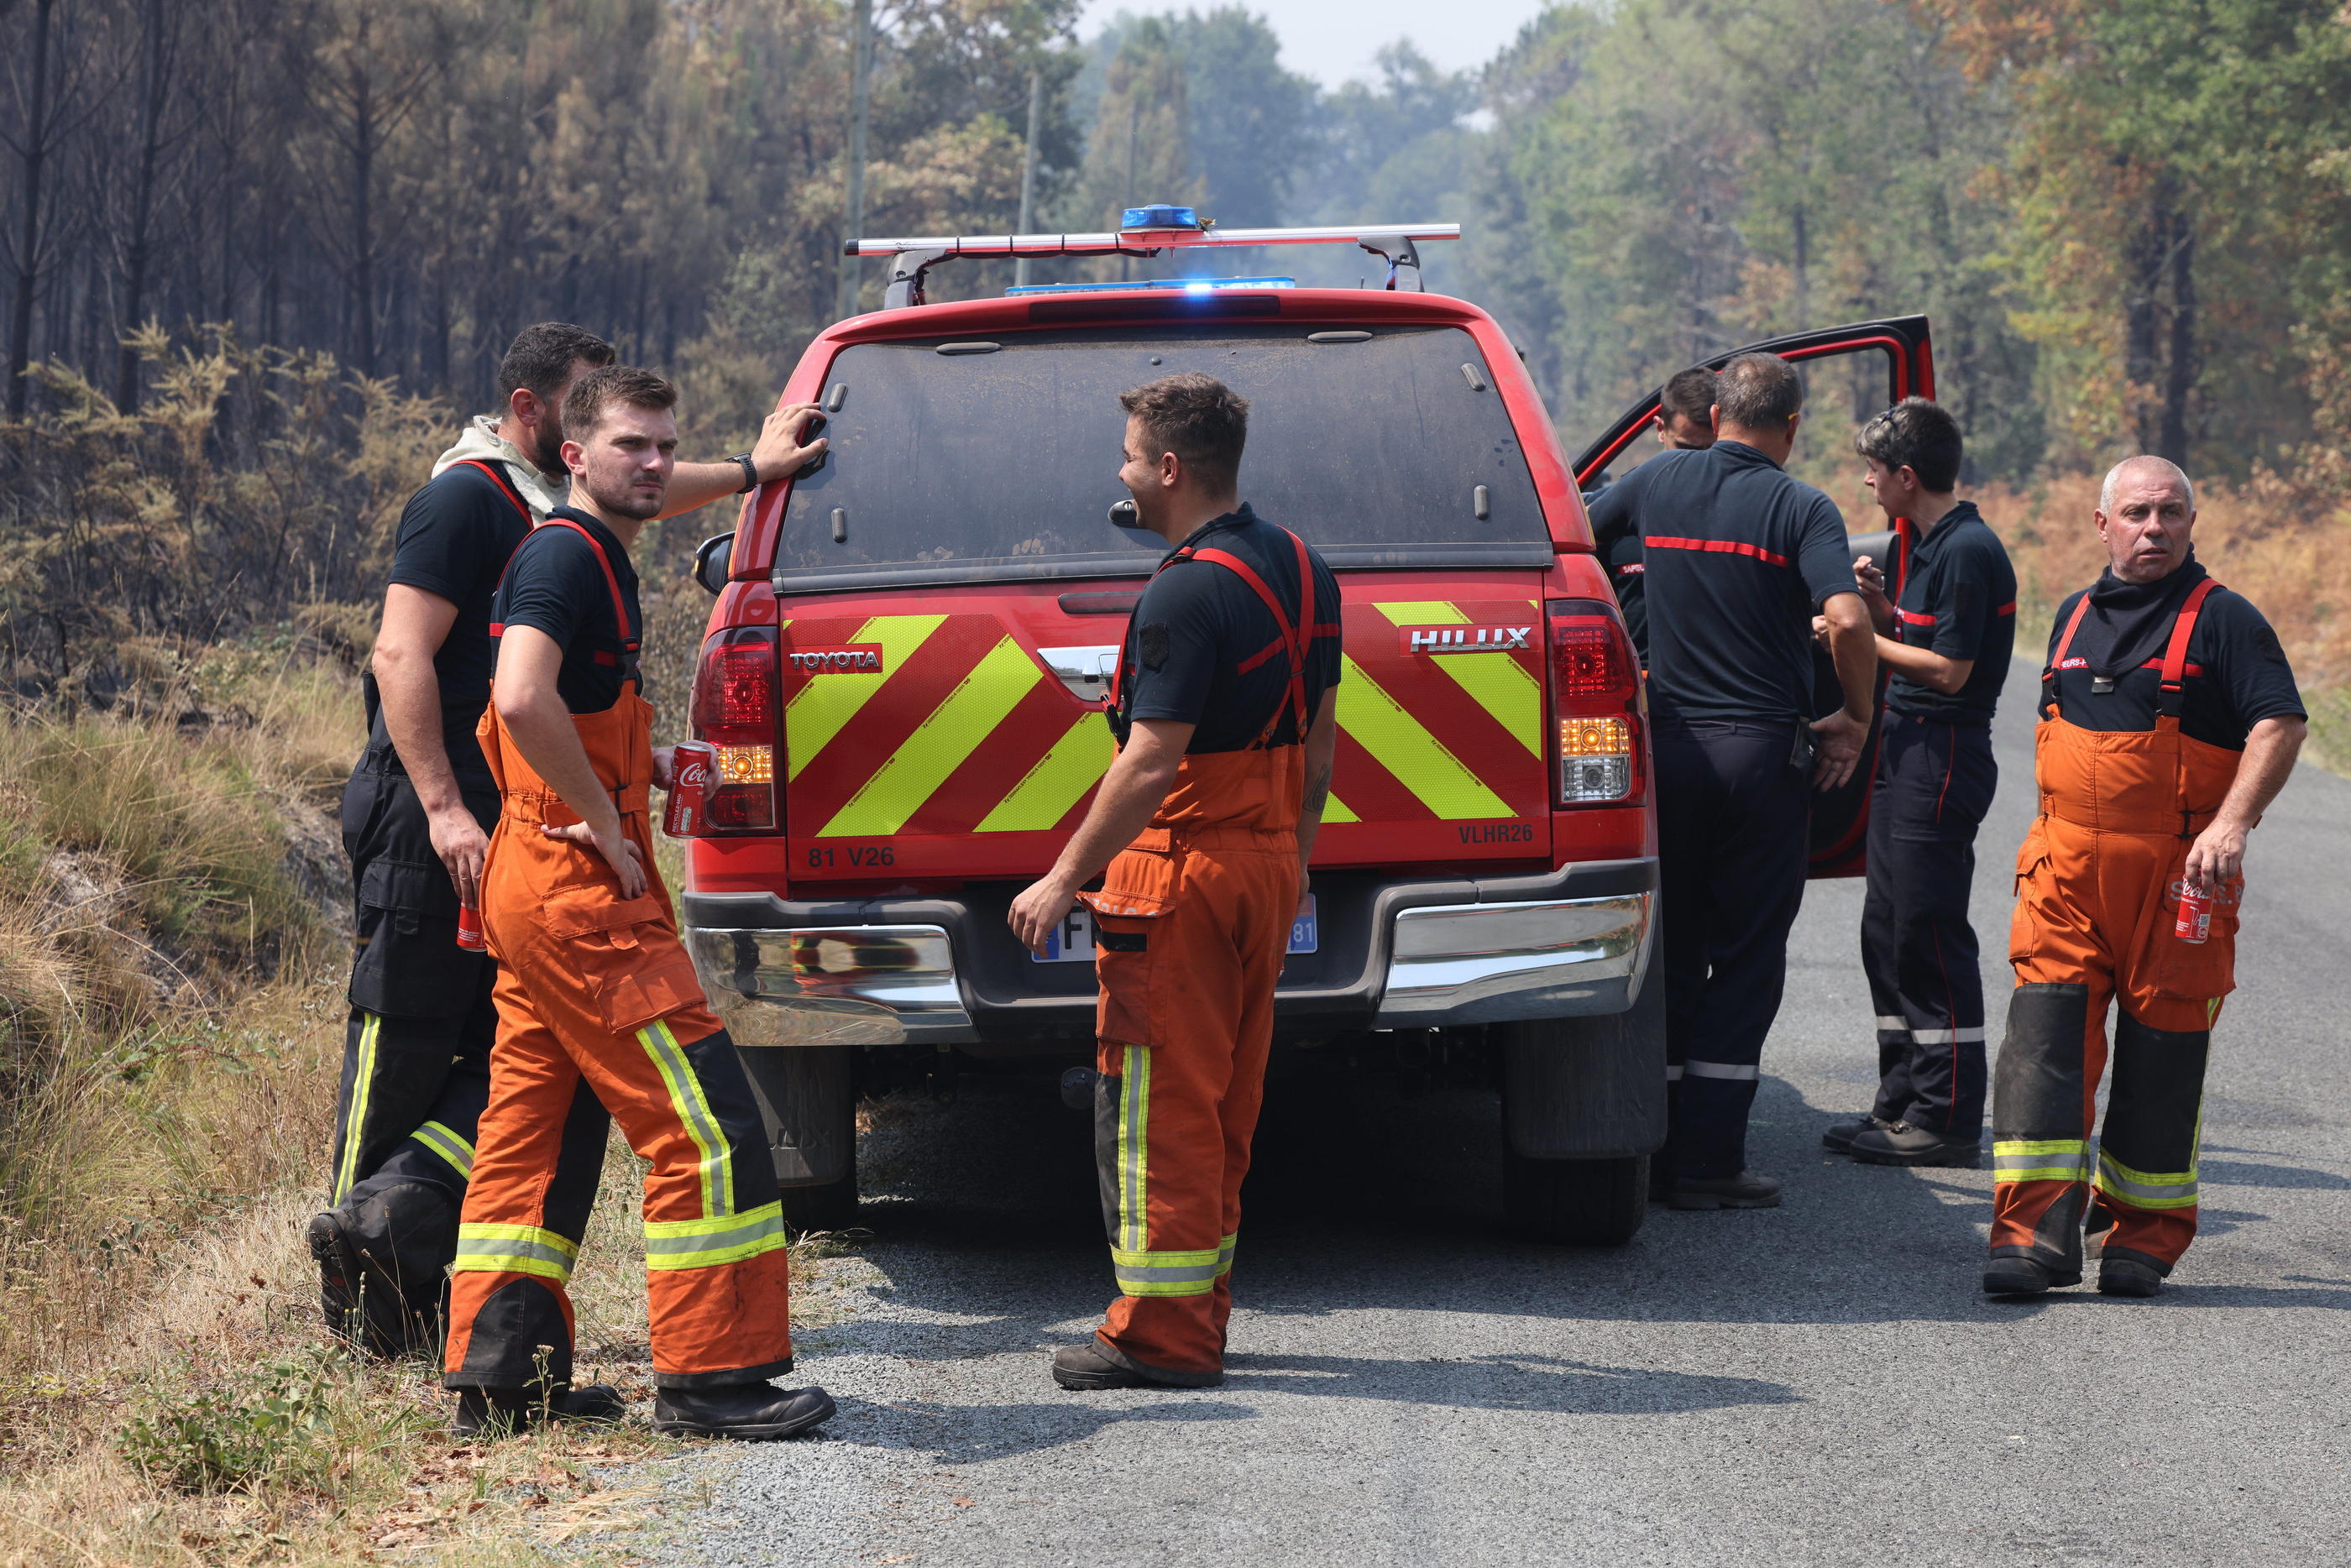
[652,657,2351,1567]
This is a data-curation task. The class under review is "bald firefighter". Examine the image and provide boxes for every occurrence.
[1987,457,2305,1299]
[444,365,835,1437]
[1010,374,1341,1391]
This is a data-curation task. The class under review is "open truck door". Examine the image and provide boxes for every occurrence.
[1569,316,1936,876]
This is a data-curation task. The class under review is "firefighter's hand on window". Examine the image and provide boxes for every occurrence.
[1008,875,1079,957]
[541,818,648,900]
[2185,819,2248,893]
[1809,707,1869,792]
[652,745,676,791]
[427,804,489,909]
[752,403,830,483]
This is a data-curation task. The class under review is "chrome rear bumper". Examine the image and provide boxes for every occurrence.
[1371,892,1652,1027]
[684,858,1656,1046]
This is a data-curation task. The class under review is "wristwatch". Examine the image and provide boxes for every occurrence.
[730,452,759,494]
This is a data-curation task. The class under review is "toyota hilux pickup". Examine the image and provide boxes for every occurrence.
[677,209,1936,1245]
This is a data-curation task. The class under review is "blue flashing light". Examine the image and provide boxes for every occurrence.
[1005,276,1296,297]
[1121,204,1202,230]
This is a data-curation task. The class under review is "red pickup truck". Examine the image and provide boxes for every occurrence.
[678,213,1935,1246]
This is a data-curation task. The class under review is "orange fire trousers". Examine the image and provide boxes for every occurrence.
[1992,698,2241,1278]
[442,687,793,1393]
[1082,745,1302,1382]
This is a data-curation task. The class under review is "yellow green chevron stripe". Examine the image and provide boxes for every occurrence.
[820,636,1044,836]
[1321,794,1359,823]
[1374,600,1541,756]
[785,614,946,781]
[1337,654,1512,819]
[977,713,1118,832]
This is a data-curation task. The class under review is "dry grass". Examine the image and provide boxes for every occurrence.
[1977,472,2351,769]
[0,640,862,1564]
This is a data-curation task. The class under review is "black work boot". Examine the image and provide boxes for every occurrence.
[1050,1337,1223,1391]
[652,1382,836,1440]
[1822,1114,1891,1153]
[452,1384,626,1439]
[1666,1171,1782,1210]
[1982,1253,2082,1296]
[1847,1121,1983,1168]
[2098,1253,2166,1299]
[307,1210,362,1343]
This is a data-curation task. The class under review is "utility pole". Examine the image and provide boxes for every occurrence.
[1013,66,1042,290]
[835,0,874,322]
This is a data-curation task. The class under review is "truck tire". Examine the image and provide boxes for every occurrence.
[731,1045,860,1236]
[1496,964,1667,1246]
[1502,1148,1648,1246]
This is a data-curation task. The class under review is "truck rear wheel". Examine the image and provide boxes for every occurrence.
[1502,1149,1648,1246]
[1495,970,1666,1246]
[732,1044,861,1236]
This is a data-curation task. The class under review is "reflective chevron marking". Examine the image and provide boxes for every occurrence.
[1337,653,1512,820]
[1374,600,1541,756]
[785,614,947,781]
[819,635,1044,837]
[977,712,1118,832]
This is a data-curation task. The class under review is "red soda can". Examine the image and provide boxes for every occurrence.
[665,740,718,839]
[2174,879,2212,944]
[456,901,485,951]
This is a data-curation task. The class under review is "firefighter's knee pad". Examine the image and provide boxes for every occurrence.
[1993,982,2091,1134]
[346,1180,458,1300]
[2104,1010,2210,1179]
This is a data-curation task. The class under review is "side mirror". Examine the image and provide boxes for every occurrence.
[693,531,736,596]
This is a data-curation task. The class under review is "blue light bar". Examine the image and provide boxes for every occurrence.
[1005,276,1296,297]
[1121,204,1202,230]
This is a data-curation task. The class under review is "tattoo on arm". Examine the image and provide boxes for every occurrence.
[1303,761,1333,818]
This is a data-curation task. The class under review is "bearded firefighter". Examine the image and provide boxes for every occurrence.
[443,365,833,1438]
[1009,373,1340,1391]
[1987,456,2305,1299]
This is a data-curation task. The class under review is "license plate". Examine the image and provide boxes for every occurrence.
[1032,896,1319,962]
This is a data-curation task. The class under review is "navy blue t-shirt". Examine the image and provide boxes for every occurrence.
[2045,573,2303,751]
[384,460,535,770]
[1598,441,1858,724]
[1115,505,1343,754]
[1886,501,2016,726]
[491,507,644,715]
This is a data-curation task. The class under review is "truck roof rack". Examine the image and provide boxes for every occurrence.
[843,217,1461,309]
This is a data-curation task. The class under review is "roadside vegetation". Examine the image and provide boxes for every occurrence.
[0,364,814,1561]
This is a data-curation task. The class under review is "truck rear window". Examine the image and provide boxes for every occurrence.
[773,323,1551,590]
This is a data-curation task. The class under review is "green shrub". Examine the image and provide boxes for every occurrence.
[117,1356,343,1496]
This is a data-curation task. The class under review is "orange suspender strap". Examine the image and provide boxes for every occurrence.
[2041,592,2097,718]
[2155,578,2220,719]
[1190,528,1320,749]
[488,517,640,674]
[452,458,533,525]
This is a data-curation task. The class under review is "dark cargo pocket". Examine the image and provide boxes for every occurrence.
[348,859,480,1019]
[542,888,709,1032]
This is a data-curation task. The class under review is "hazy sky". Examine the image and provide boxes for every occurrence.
[1073,0,1549,88]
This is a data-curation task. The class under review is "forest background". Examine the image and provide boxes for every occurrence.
[0,0,2347,1557]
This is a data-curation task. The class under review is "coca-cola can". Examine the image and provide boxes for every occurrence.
[664,740,718,839]
[2174,879,2212,944]
[456,901,486,952]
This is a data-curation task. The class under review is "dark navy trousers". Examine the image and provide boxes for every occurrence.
[1654,717,1813,1179]
[1859,711,1996,1142]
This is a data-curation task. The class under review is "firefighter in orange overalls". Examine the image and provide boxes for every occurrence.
[1987,457,2305,1299]
[443,364,836,1438]
[1010,374,1341,1390]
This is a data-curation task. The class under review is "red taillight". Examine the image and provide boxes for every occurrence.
[1546,602,1645,808]
[689,627,779,833]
